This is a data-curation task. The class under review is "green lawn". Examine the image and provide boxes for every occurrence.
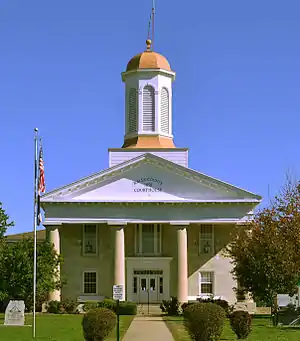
[0,313,134,341]
[164,316,300,341]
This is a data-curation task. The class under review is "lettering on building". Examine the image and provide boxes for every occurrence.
[132,177,163,192]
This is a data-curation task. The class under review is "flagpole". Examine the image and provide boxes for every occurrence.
[33,128,39,339]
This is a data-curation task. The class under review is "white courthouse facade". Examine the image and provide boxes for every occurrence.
[41,39,261,304]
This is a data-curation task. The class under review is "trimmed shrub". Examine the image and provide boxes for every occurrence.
[117,301,137,315]
[62,299,77,314]
[160,296,180,316]
[183,302,226,341]
[98,299,116,311]
[97,299,137,315]
[82,308,116,341]
[181,301,197,313]
[47,299,78,314]
[47,300,63,314]
[229,310,252,339]
[83,301,99,312]
[196,297,231,316]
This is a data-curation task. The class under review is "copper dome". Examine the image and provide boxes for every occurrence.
[126,39,171,72]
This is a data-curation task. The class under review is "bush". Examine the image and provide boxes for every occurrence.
[181,301,197,313]
[229,311,252,339]
[83,301,99,312]
[196,297,231,316]
[117,301,137,315]
[47,300,63,314]
[97,299,137,315]
[62,299,77,314]
[98,299,116,311]
[183,302,226,341]
[0,300,9,313]
[160,296,180,316]
[82,308,116,341]
[47,299,78,314]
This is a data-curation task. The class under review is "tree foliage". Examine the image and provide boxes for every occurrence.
[0,238,62,310]
[0,202,14,239]
[227,180,300,311]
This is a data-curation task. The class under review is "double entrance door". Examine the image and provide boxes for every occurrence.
[133,270,163,303]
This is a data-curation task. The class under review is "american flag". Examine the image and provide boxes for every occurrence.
[37,143,45,225]
[38,145,45,194]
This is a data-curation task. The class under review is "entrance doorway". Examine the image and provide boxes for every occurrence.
[133,270,163,303]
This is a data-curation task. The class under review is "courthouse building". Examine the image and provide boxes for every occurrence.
[41,39,262,304]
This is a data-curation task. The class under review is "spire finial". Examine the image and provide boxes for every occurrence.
[146,0,155,51]
[146,39,152,51]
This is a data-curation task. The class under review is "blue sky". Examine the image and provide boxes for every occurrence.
[1,1,299,235]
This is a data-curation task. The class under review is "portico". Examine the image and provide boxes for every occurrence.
[43,209,256,304]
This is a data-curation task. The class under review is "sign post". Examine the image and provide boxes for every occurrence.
[113,285,124,341]
[116,299,120,341]
[147,289,150,315]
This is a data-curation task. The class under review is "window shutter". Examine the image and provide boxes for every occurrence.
[143,85,155,131]
[160,87,169,134]
[128,88,137,133]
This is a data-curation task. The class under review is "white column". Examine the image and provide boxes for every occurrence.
[176,226,188,303]
[48,227,61,302]
[113,226,125,301]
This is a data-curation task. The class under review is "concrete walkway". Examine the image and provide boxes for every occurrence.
[122,316,174,341]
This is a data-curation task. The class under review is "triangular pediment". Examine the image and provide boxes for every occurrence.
[41,154,261,203]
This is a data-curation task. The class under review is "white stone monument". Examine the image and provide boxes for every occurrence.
[4,300,25,326]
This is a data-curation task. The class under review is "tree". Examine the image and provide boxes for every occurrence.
[0,202,14,239]
[227,180,300,325]
[0,238,62,311]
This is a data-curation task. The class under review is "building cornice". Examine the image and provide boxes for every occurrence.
[41,200,260,205]
[42,218,252,226]
[121,68,176,81]
[108,147,189,152]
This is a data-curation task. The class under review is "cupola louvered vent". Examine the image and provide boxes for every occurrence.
[142,85,155,131]
[160,87,169,134]
[128,88,137,133]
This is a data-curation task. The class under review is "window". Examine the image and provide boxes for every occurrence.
[83,224,97,255]
[135,224,161,255]
[160,87,169,134]
[142,85,155,131]
[199,224,214,254]
[199,272,214,295]
[128,88,137,133]
[83,271,97,294]
[159,277,163,294]
[133,277,137,294]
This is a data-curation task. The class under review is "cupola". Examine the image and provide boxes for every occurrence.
[121,39,176,148]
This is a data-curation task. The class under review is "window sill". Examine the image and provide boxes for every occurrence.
[198,252,214,256]
[135,253,162,257]
[82,253,98,257]
[77,295,104,302]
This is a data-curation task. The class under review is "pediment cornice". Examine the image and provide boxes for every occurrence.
[41,153,262,203]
